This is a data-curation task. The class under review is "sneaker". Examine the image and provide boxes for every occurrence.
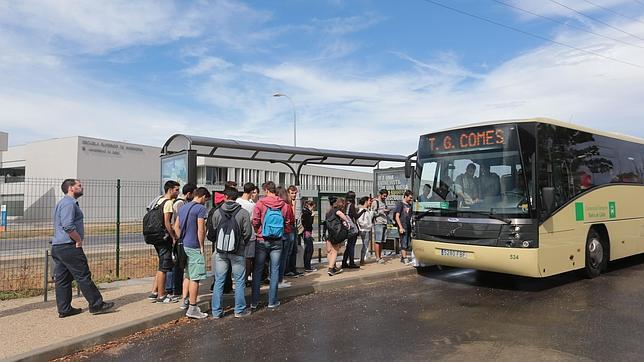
[285,271,296,277]
[348,264,360,269]
[278,281,292,288]
[304,268,317,273]
[157,295,179,303]
[405,258,414,265]
[234,309,252,318]
[180,298,190,310]
[400,256,405,264]
[377,258,385,264]
[59,307,82,318]
[147,292,158,300]
[211,312,224,319]
[250,303,258,310]
[267,301,281,310]
[328,267,344,276]
[90,301,115,315]
[186,305,208,319]
[294,271,304,277]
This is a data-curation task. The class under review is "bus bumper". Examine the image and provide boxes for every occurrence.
[412,238,542,278]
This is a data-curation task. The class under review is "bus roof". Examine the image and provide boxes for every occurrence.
[426,118,644,145]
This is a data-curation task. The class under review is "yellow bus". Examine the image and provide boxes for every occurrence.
[409,118,644,278]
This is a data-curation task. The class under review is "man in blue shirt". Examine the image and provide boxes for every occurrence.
[51,179,114,318]
[173,187,211,318]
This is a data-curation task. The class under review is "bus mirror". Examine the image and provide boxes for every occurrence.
[542,187,555,212]
[405,159,412,178]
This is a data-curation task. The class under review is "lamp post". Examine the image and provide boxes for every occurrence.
[273,92,296,147]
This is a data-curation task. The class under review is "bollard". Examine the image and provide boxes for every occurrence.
[43,249,49,302]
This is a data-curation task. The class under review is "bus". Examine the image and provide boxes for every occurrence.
[408,118,644,278]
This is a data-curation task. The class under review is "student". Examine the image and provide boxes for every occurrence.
[325,196,352,276]
[211,187,252,318]
[393,190,413,265]
[356,196,374,266]
[173,187,211,318]
[341,191,360,269]
[286,185,303,277]
[301,200,316,272]
[370,189,390,263]
[236,182,258,286]
[148,180,180,303]
[167,182,196,304]
[251,181,293,310]
[276,186,294,288]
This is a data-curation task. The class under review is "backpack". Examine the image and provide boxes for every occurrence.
[206,203,222,242]
[143,199,170,245]
[325,210,348,244]
[262,206,285,239]
[214,208,242,254]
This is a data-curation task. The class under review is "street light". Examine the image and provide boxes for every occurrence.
[273,92,296,147]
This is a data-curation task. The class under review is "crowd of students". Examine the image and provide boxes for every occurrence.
[145,180,414,319]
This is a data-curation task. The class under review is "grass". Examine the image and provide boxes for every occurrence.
[0,288,45,300]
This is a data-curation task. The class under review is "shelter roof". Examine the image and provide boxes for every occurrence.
[161,134,407,167]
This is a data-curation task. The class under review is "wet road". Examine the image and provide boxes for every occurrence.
[71,255,644,361]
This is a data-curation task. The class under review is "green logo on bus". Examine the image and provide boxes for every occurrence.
[609,201,616,218]
[575,202,584,221]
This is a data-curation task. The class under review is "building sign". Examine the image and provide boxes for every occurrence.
[80,139,145,157]
[425,125,510,154]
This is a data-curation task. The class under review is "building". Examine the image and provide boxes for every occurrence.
[0,135,373,220]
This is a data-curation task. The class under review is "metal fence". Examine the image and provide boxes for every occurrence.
[0,179,372,295]
[0,179,159,293]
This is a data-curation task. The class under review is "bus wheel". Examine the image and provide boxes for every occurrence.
[584,228,606,279]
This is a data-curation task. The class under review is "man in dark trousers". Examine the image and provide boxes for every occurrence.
[51,179,114,318]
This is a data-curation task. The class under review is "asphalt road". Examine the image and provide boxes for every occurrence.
[68,255,644,361]
[0,233,144,258]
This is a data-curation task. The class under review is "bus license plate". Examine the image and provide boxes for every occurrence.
[440,249,468,258]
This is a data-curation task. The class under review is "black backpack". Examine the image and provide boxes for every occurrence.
[214,208,243,254]
[143,199,170,245]
[325,210,348,244]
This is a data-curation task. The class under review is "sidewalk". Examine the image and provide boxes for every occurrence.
[1,257,417,362]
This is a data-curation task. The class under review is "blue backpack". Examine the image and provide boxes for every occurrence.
[262,206,285,239]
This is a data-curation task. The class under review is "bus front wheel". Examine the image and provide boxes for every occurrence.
[584,228,607,279]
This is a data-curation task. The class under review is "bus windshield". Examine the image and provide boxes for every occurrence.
[414,124,531,218]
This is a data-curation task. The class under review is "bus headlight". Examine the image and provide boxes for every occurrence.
[522,240,531,248]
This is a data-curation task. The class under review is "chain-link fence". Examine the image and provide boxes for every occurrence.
[0,179,373,296]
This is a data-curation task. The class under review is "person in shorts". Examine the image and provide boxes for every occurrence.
[173,187,211,319]
[393,190,413,264]
[370,189,390,263]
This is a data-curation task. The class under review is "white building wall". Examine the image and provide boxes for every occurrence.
[24,137,78,179]
[77,136,160,181]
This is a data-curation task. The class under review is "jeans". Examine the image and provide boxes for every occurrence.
[342,234,358,266]
[360,230,372,260]
[303,235,314,270]
[211,252,246,315]
[252,240,281,307]
[51,243,104,314]
[400,231,411,251]
[279,232,295,282]
[287,231,298,273]
[374,224,387,243]
[165,246,184,294]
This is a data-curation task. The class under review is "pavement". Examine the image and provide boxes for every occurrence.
[0,255,417,362]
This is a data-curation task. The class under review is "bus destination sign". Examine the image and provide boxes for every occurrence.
[426,126,510,154]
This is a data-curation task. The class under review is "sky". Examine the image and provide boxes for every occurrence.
[1,0,643,157]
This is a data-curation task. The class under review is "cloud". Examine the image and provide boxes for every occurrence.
[1,0,643,160]
[311,13,385,35]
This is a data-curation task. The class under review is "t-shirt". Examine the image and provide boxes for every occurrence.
[177,201,208,249]
[236,197,256,241]
[370,198,389,225]
[154,196,175,214]
[393,201,412,229]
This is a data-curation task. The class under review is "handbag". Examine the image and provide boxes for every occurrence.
[176,203,196,269]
